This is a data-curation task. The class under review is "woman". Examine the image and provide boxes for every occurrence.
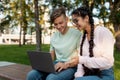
[71,6,115,80]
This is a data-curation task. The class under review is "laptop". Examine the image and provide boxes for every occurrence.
[27,51,56,73]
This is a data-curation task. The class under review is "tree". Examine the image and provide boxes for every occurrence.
[109,0,120,50]
[34,0,41,51]
[0,0,11,33]
[1,0,120,50]
[21,0,28,45]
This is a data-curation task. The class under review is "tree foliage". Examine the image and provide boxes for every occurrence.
[0,0,120,50]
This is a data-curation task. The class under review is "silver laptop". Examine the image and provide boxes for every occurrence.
[27,51,56,73]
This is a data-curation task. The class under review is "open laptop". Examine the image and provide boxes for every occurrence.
[27,51,56,73]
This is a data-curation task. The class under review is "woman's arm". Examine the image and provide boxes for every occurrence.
[79,27,115,69]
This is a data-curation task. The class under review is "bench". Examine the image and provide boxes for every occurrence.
[0,61,32,80]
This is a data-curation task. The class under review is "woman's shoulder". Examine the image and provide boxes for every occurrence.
[95,26,111,33]
[95,26,114,38]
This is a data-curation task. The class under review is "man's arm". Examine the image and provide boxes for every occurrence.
[50,50,56,61]
[65,56,79,68]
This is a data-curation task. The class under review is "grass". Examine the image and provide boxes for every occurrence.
[0,44,120,80]
[0,44,50,65]
[114,48,120,80]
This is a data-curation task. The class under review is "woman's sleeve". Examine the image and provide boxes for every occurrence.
[74,63,84,78]
[74,34,84,78]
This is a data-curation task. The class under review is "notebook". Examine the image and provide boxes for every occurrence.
[27,51,56,73]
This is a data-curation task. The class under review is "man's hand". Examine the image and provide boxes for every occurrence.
[55,62,69,72]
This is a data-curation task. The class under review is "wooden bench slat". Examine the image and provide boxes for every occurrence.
[0,63,32,80]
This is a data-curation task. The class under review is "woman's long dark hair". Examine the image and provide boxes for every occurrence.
[72,6,101,77]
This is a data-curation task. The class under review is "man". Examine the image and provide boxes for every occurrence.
[26,7,82,80]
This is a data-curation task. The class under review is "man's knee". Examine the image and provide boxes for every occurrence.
[26,70,41,80]
[46,74,58,80]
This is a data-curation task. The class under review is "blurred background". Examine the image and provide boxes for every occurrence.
[0,0,120,51]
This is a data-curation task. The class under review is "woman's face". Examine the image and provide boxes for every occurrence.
[72,14,88,31]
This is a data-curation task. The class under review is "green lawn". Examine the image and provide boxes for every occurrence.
[0,45,120,80]
[0,44,50,65]
[114,48,120,80]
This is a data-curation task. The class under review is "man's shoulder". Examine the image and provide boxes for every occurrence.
[51,31,59,38]
[69,27,82,34]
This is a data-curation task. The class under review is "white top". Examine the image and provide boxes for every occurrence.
[75,26,115,78]
[50,28,82,62]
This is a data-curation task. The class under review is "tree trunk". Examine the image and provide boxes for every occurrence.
[110,0,120,51]
[34,0,41,51]
[19,23,22,47]
[114,24,120,51]
[19,0,22,47]
[22,0,27,45]
[23,27,26,45]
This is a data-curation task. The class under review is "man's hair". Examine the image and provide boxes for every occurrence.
[50,7,66,24]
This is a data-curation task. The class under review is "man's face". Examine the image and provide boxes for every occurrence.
[53,15,68,34]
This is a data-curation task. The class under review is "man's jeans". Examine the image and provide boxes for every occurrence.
[26,61,77,80]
